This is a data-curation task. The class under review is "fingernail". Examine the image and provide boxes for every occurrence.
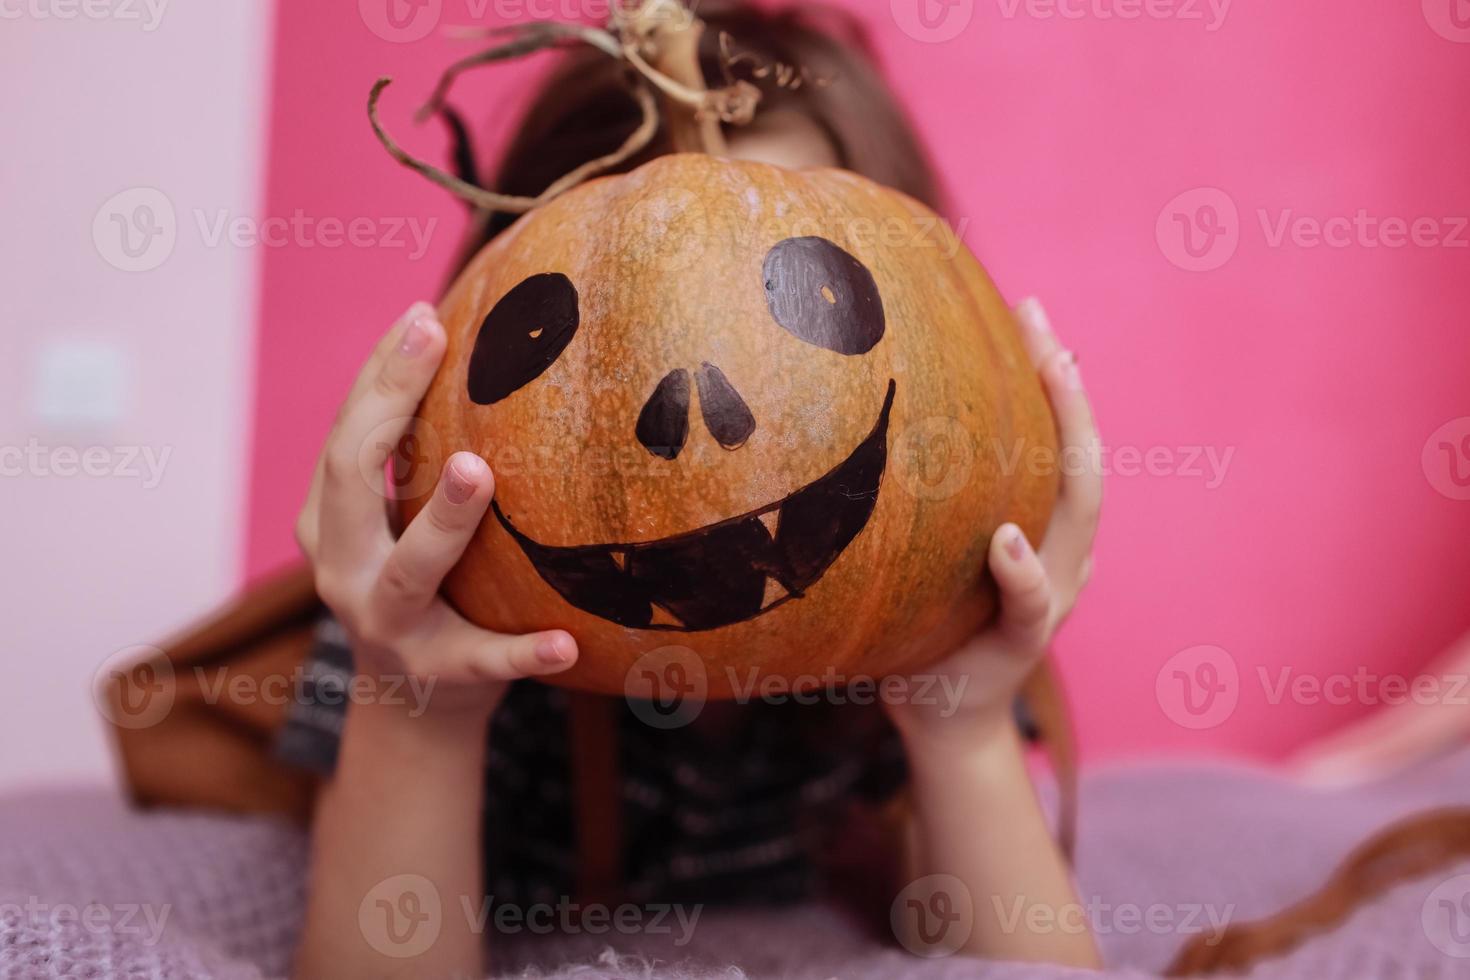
[443,454,480,504]
[398,315,434,358]
[1062,351,1083,391]
[1005,526,1029,562]
[1018,297,1051,336]
[535,633,572,666]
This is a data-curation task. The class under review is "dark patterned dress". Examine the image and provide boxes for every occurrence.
[276,615,910,906]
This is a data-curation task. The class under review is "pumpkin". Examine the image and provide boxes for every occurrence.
[400,151,1057,698]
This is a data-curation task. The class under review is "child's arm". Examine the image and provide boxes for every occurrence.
[887,297,1103,968]
[290,302,579,980]
[297,699,495,979]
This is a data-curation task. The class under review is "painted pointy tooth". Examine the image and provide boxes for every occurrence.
[626,517,773,630]
[648,605,683,628]
[490,504,652,628]
[489,384,895,634]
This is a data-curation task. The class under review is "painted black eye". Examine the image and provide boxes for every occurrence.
[467,273,579,405]
[762,237,885,355]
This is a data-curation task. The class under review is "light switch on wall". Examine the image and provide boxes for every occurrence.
[32,338,132,427]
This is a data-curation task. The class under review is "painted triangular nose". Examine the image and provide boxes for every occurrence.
[635,368,690,460]
[694,363,755,450]
[635,364,756,460]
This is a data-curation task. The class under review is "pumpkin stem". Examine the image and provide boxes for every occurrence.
[641,13,723,155]
[619,1,761,153]
[366,0,760,213]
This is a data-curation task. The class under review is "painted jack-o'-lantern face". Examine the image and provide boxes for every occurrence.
[477,235,895,634]
[404,153,1057,697]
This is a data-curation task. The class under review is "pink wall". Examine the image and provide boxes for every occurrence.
[246,0,1470,762]
[3,4,272,789]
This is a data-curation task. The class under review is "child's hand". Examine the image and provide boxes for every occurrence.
[294,301,578,723]
[887,297,1100,744]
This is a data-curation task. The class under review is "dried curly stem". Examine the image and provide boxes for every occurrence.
[620,13,762,148]
[635,16,724,154]
[718,30,832,94]
[369,78,539,213]
[367,0,766,213]
[540,81,659,199]
[369,76,657,215]
[415,21,621,124]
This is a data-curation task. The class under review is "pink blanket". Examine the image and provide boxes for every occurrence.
[3,752,1468,978]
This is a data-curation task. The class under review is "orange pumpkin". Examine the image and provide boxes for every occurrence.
[401,152,1057,698]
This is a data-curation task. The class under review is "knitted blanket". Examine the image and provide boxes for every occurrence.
[3,751,1468,979]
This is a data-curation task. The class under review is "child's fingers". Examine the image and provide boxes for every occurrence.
[1013,298,1102,592]
[1038,347,1103,587]
[990,523,1053,652]
[318,304,447,570]
[420,621,579,685]
[341,300,439,411]
[1015,296,1062,369]
[297,302,438,558]
[372,453,494,618]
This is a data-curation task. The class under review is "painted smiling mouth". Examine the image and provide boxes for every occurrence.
[492,380,896,632]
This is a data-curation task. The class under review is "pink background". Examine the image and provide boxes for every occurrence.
[4,1,1466,790]
[3,4,270,789]
[246,1,1468,763]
